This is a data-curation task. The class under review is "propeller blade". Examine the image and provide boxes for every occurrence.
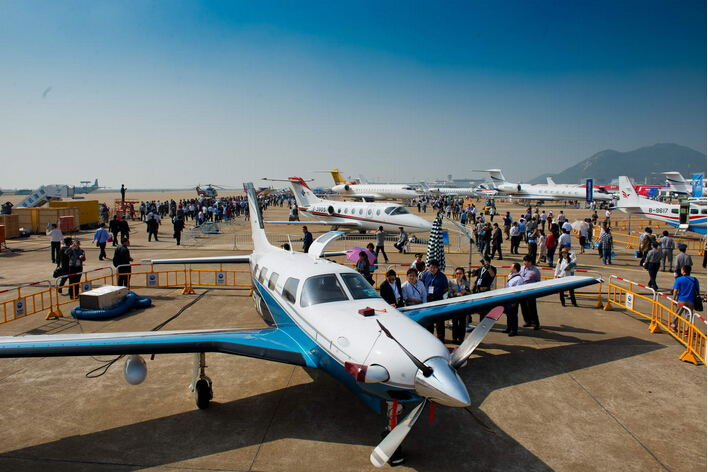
[377,320,433,377]
[370,400,426,467]
[450,306,504,370]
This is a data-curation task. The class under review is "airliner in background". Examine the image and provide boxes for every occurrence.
[471,169,614,202]
[316,169,419,201]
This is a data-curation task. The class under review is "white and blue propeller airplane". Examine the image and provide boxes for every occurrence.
[0,183,601,466]
[616,176,706,235]
[266,176,432,234]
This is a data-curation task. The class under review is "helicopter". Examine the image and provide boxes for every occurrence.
[195,184,225,198]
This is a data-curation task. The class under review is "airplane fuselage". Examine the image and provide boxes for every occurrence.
[298,200,432,233]
[331,184,419,201]
[494,183,613,201]
[248,249,451,410]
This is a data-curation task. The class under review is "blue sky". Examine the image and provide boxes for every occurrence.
[1,1,705,189]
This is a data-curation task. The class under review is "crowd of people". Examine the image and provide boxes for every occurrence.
[40,186,703,341]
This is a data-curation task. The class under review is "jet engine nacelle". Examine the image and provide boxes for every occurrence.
[124,355,148,385]
[327,205,335,216]
[344,184,350,191]
[344,362,390,383]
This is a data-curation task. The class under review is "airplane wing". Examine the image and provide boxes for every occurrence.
[144,255,251,265]
[0,327,318,368]
[400,276,600,327]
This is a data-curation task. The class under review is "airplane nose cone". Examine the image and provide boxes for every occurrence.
[414,357,470,407]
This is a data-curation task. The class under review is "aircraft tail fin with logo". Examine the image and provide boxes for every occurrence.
[617,176,642,208]
[288,177,323,207]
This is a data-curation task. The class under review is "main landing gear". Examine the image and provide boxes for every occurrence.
[191,352,213,409]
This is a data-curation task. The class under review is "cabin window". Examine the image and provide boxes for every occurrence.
[359,209,363,215]
[258,267,268,284]
[282,277,299,304]
[300,274,348,307]
[269,272,279,290]
[344,208,348,214]
[377,209,381,216]
[702,209,707,215]
[690,208,699,215]
[341,273,380,300]
[671,209,679,214]
[337,208,341,214]
[368,209,372,216]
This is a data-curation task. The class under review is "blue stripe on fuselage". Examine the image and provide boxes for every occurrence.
[252,278,421,412]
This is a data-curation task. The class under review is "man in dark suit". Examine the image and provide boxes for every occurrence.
[379,269,404,308]
[302,226,313,253]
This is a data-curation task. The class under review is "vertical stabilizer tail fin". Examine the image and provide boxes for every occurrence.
[244,182,273,253]
[659,171,691,195]
[617,176,641,207]
[288,177,322,207]
[330,169,347,185]
[471,169,508,188]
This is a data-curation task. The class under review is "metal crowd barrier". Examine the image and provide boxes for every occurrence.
[604,275,705,365]
[0,280,57,323]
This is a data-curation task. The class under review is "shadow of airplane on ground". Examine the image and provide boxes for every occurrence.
[0,336,666,471]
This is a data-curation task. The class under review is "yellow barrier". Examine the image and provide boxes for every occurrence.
[0,281,57,323]
[604,275,706,365]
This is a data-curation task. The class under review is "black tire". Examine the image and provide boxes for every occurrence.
[195,379,211,409]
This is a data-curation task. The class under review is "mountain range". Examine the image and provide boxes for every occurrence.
[528,143,706,185]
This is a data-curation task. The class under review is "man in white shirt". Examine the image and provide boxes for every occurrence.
[46,223,63,264]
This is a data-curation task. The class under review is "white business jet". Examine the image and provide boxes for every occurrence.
[268,176,432,233]
[0,183,601,466]
[419,181,479,197]
[471,169,613,202]
[317,169,420,201]
[616,176,706,235]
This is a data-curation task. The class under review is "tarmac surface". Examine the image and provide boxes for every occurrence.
[0,195,706,471]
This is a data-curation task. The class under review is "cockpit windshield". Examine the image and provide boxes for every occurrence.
[341,273,381,300]
[300,274,349,307]
[384,206,410,216]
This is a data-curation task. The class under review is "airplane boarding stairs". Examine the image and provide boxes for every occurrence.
[17,185,75,208]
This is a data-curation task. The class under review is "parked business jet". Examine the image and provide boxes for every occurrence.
[617,176,706,235]
[419,181,478,197]
[471,169,613,202]
[267,177,432,233]
[317,169,419,201]
[0,182,600,466]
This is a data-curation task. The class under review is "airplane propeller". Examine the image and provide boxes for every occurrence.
[370,306,505,467]
[376,320,432,377]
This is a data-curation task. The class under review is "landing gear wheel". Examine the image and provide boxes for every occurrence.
[195,379,213,409]
[358,230,367,234]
